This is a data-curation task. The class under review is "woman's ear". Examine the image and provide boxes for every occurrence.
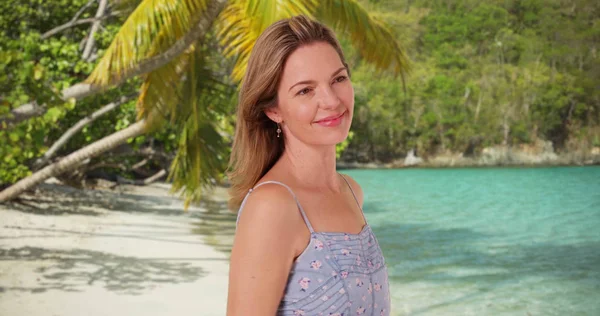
[264,107,282,123]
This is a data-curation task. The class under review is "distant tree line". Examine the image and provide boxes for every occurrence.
[342,0,599,163]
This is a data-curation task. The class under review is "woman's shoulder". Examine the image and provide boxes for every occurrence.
[248,180,298,207]
[339,173,364,206]
[234,179,308,259]
[237,179,302,231]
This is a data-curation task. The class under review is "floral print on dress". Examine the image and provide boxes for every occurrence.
[298,277,311,291]
[281,231,389,316]
[355,278,364,287]
[311,260,322,270]
[314,238,324,250]
[355,256,362,266]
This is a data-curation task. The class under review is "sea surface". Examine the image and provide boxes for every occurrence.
[345,166,600,316]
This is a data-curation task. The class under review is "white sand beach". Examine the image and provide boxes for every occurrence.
[0,181,235,316]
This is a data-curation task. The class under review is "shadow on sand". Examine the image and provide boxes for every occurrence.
[0,246,205,295]
[1,183,237,295]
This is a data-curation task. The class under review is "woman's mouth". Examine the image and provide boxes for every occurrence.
[314,111,346,127]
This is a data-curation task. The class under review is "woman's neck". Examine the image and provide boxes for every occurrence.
[277,141,340,192]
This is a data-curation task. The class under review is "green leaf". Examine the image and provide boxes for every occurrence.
[33,64,44,80]
[9,132,19,142]
[87,0,210,86]
[44,107,63,122]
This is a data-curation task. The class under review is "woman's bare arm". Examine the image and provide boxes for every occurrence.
[227,185,303,315]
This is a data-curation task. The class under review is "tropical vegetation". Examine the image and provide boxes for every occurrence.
[1,0,598,204]
[0,0,408,203]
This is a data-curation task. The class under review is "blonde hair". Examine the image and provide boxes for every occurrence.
[227,15,349,210]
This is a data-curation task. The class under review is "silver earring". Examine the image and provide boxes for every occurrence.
[276,123,282,138]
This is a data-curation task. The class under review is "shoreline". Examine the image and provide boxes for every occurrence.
[338,145,600,170]
[337,160,600,170]
[0,182,234,316]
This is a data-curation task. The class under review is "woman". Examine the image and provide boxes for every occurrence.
[227,15,390,315]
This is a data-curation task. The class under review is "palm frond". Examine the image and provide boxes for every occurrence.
[217,0,318,81]
[243,0,318,34]
[135,19,191,129]
[169,118,228,209]
[178,43,233,123]
[168,45,233,208]
[87,0,208,86]
[137,34,232,206]
[316,0,410,77]
[112,0,142,12]
[136,51,188,129]
[137,32,232,128]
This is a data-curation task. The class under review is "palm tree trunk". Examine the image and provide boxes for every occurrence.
[0,120,146,202]
[34,95,135,168]
[116,169,166,185]
[1,0,228,127]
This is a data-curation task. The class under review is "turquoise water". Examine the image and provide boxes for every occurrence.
[345,167,600,316]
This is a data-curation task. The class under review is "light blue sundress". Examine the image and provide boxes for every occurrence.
[236,175,391,316]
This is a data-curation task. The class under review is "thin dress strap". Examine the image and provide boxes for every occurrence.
[236,181,315,233]
[339,174,368,225]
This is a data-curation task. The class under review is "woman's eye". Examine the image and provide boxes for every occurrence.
[334,75,347,83]
[298,88,312,95]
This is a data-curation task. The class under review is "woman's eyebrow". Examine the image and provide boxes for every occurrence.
[288,79,314,92]
[288,67,348,92]
[330,67,347,78]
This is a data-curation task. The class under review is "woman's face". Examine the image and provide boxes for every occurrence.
[269,41,354,147]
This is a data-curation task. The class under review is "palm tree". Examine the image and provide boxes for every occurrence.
[0,120,146,201]
[0,0,409,204]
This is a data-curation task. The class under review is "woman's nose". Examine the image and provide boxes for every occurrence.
[318,86,341,109]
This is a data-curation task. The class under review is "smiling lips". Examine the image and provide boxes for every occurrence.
[314,111,346,127]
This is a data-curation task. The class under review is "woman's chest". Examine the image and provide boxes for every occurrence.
[294,190,365,234]
[278,229,391,315]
